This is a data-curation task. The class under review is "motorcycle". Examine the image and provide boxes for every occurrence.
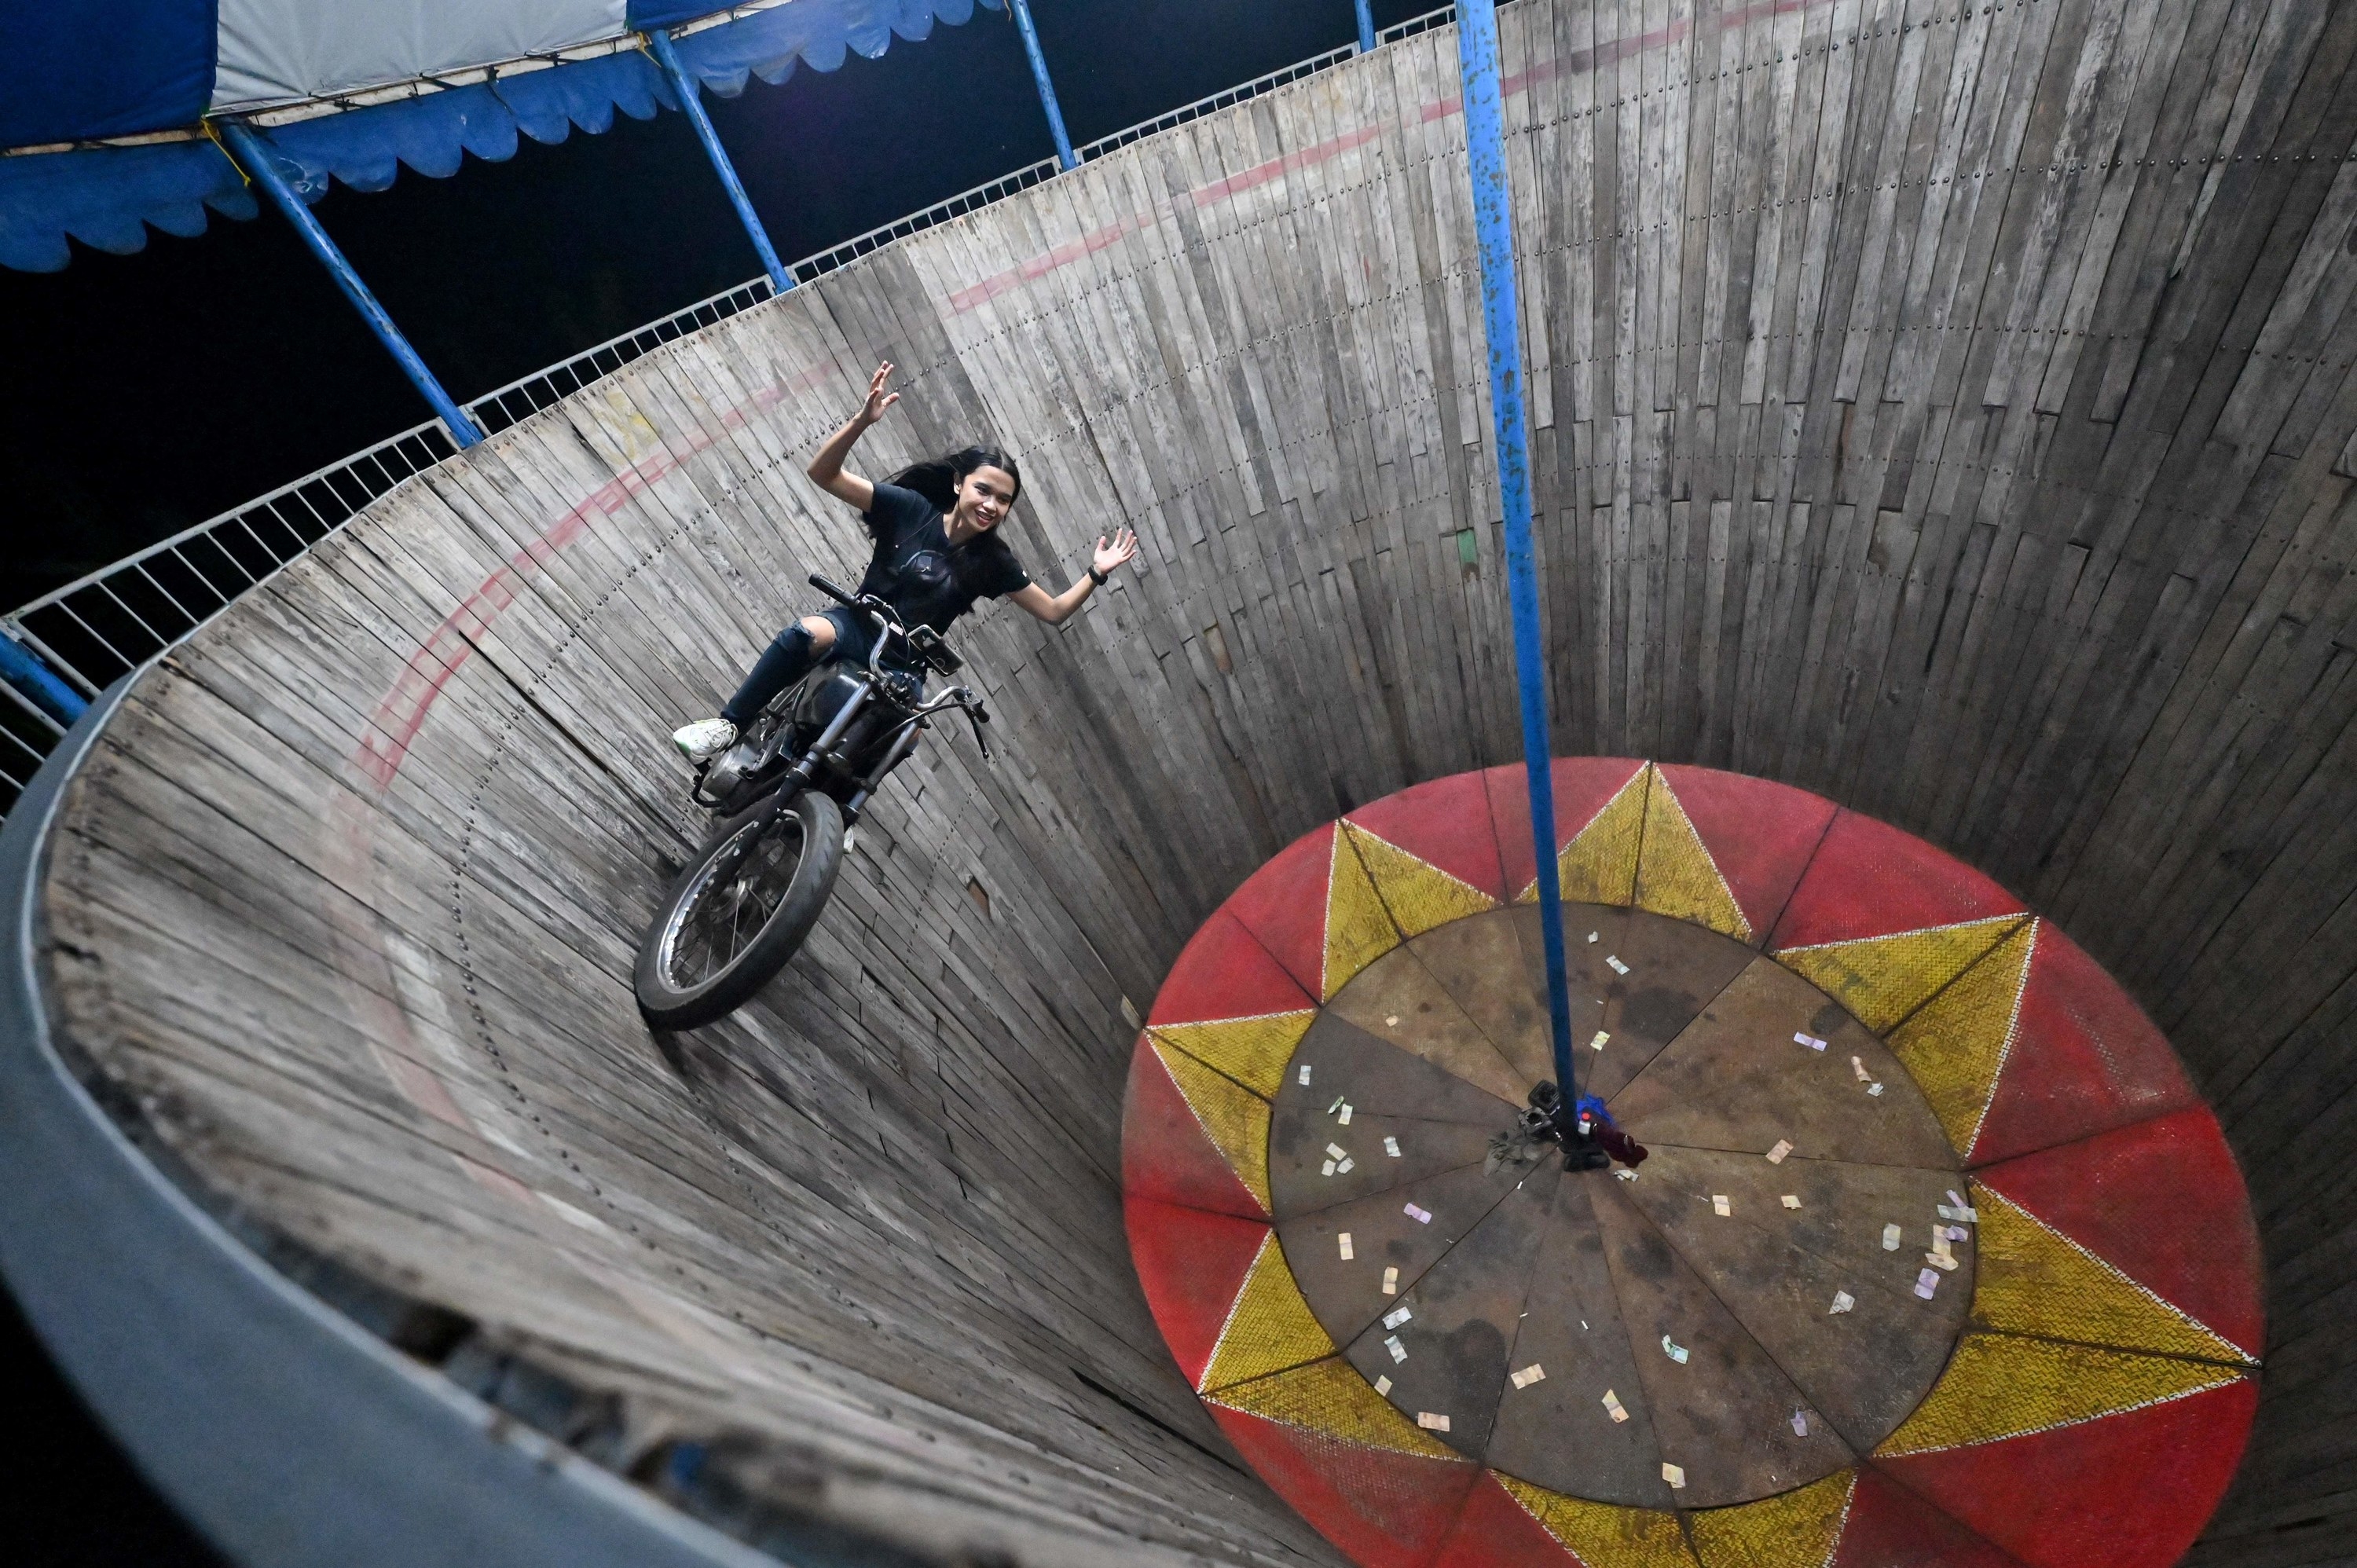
[634,573,993,1028]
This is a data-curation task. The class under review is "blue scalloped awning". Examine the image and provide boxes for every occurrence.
[0,0,998,273]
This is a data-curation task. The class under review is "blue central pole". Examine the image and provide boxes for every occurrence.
[647,29,794,295]
[218,123,482,449]
[1007,0,1078,170]
[1354,0,1377,53]
[1453,0,1577,1101]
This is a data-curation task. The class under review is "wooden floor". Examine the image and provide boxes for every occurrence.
[37,1,2357,1561]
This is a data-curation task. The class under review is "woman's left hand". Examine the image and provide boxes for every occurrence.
[1094,529,1140,578]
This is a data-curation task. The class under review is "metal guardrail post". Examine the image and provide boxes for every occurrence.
[0,629,90,725]
[646,30,794,295]
[1454,0,1576,1101]
[1006,0,1078,171]
[215,123,484,451]
[1355,0,1378,53]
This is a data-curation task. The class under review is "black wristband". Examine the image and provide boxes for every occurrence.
[1088,565,1109,586]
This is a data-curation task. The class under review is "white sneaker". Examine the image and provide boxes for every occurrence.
[672,717,738,764]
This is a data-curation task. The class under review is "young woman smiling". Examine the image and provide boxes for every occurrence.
[673,361,1139,762]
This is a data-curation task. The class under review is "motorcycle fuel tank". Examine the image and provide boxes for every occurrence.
[790,669,864,731]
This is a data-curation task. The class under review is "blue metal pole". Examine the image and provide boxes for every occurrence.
[1354,0,1377,53]
[215,123,482,450]
[0,633,86,725]
[1006,0,1078,171]
[1454,0,1576,1101]
[646,30,794,295]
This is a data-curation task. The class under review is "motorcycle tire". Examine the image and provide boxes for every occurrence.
[634,789,845,1029]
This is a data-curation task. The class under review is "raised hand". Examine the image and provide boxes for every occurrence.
[1093,527,1141,578]
[860,361,900,425]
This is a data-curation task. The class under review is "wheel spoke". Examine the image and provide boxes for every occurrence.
[659,809,811,995]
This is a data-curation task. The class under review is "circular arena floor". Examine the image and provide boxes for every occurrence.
[1124,759,2264,1568]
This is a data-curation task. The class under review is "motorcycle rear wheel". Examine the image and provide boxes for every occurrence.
[635,789,845,1029]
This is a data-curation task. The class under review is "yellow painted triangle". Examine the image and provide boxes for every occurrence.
[1341,819,1497,940]
[1152,1039,1271,1214]
[1197,1233,1338,1392]
[1634,765,1754,943]
[1970,1185,2256,1364]
[1323,824,1402,1000]
[1522,764,1648,906]
[1888,921,2037,1160]
[1149,1012,1314,1099]
[1208,1355,1457,1459]
[1496,1473,1697,1568]
[1776,914,2024,1032]
[1876,1332,2247,1456]
[1689,1470,1854,1568]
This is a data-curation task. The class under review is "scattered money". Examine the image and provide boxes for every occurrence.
[1614,1168,1639,1181]
[1923,1251,1958,1272]
[1417,1412,1451,1432]
[1384,1136,1402,1158]
[1766,1139,1794,1164]
[1299,1064,1313,1085]
[1589,1031,1611,1051]
[1383,1265,1399,1295]
[1883,1224,1902,1251]
[1662,1462,1687,1489]
[1338,1105,1353,1126]
[1937,1203,1978,1223]
[1375,1376,1391,1395]
[1327,1143,1347,1160]
[1794,1031,1827,1050]
[1661,1335,1689,1364]
[1329,1097,1346,1116]
[1606,955,1631,975]
[1868,1083,1885,1097]
[1588,931,1600,943]
[1851,1055,1871,1082]
[1339,1233,1354,1260]
[1383,1305,1413,1330]
[1915,1268,1941,1299]
[1510,1365,1546,1390]
[1385,1335,1408,1363]
[1321,1160,1336,1177]
[1601,1389,1628,1423]
[1336,1156,1354,1173]
[1829,1291,1855,1314]
[1781,1194,1802,1209]
[1404,1203,1432,1224]
[1791,1409,1810,1436]
[1712,1194,1732,1217]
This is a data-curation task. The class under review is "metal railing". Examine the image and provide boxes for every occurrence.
[1381,3,1460,43]
[0,1,1464,819]
[790,157,1065,283]
[466,276,780,434]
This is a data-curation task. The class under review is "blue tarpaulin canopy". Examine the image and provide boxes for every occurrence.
[0,0,999,272]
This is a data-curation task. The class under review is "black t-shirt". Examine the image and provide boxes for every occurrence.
[854,483,1032,633]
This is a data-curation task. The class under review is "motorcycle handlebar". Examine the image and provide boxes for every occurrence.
[808,573,876,615]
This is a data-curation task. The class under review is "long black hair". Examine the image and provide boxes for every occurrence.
[889,445,1022,515]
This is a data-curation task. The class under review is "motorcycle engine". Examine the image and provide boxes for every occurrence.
[702,739,765,804]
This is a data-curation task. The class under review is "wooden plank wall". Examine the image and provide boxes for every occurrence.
[37,1,2357,1561]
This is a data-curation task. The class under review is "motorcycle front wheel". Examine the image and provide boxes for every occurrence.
[634,789,845,1029]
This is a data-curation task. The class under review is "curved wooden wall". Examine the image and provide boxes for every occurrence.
[42,1,2355,1559]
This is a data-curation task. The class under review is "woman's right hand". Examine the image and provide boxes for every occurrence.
[860,361,900,426]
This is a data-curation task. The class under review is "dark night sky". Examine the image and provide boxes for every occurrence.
[1,3,1435,1562]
